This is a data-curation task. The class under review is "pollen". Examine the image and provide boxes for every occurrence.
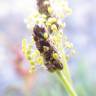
[22,38,27,54]
[31,50,39,58]
[43,33,48,39]
[25,53,31,60]
[35,50,40,55]
[37,57,44,65]
[30,64,35,72]
[52,53,58,59]
[43,46,49,52]
[65,42,73,49]
[42,14,47,19]
[48,17,57,23]
[51,24,58,31]
[26,49,31,54]
[30,60,35,65]
[46,21,51,26]
[48,7,53,14]
[60,22,66,28]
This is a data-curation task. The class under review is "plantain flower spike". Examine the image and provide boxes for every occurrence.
[22,0,75,73]
[22,0,77,96]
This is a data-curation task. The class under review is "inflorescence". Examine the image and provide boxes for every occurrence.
[22,0,75,73]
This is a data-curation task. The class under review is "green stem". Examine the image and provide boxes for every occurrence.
[61,52,72,83]
[63,61,72,83]
[56,71,77,96]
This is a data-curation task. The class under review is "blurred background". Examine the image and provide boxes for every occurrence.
[0,0,96,96]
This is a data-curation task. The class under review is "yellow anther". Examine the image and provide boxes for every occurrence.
[48,7,53,14]
[35,50,40,55]
[29,65,35,72]
[43,46,49,51]
[52,53,58,59]
[26,49,31,54]
[30,60,35,65]
[37,57,44,65]
[48,17,57,24]
[31,66,35,70]
[31,50,39,58]
[65,42,73,49]
[43,33,48,39]
[42,14,47,18]
[22,38,27,53]
[46,21,51,26]
[22,38,26,47]
[22,49,26,55]
[25,53,31,60]
[33,12,40,18]
[28,43,33,49]
[51,24,58,31]
[52,17,57,22]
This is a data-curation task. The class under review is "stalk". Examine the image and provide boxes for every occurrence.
[56,71,77,96]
